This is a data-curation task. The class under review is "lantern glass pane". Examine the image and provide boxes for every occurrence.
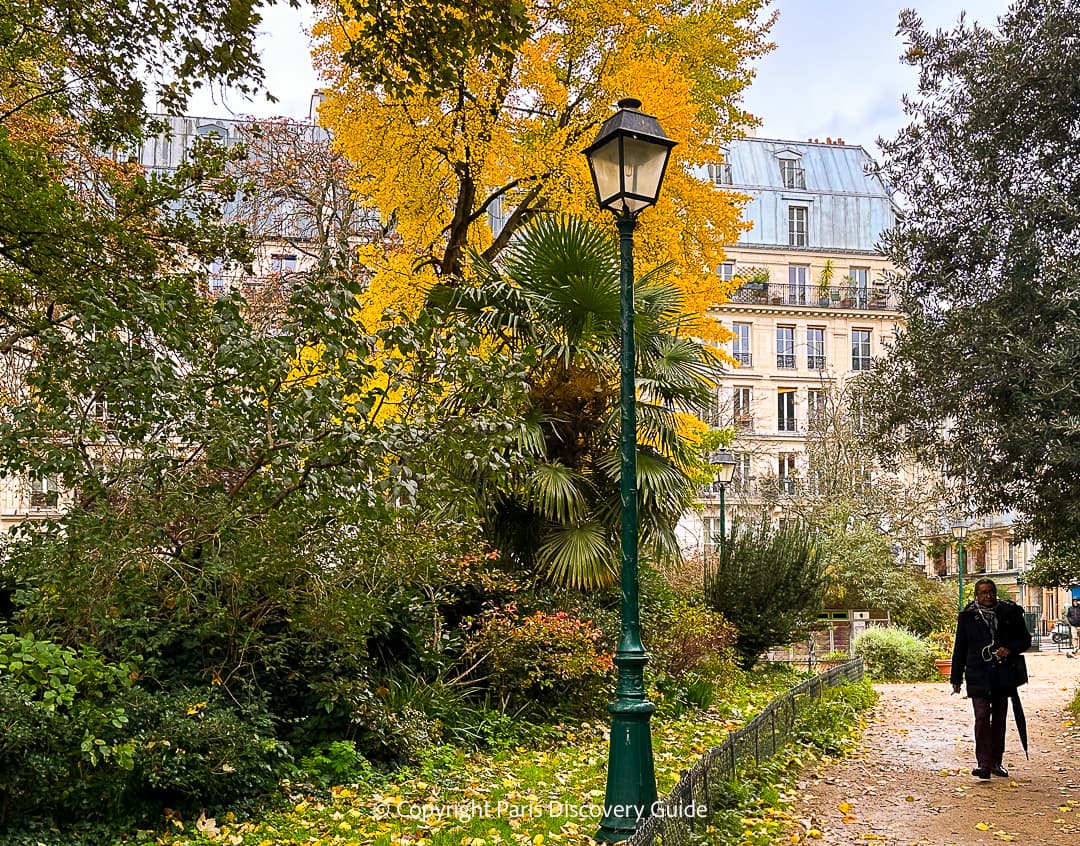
[619,136,668,205]
[586,137,623,208]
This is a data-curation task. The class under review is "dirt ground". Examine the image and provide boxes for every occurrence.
[788,651,1080,845]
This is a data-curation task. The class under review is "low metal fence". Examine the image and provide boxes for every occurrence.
[628,658,864,846]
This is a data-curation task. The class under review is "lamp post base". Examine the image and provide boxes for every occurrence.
[595,697,657,842]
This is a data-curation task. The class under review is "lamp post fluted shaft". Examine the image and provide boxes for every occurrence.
[595,214,657,842]
[957,542,965,612]
[718,484,727,552]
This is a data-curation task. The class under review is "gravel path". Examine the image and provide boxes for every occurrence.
[787,652,1080,845]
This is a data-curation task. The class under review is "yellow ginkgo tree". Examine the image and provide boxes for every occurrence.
[313,0,774,338]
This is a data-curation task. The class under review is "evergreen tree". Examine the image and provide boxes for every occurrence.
[703,516,828,669]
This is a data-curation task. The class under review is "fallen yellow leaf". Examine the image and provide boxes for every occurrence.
[976,822,991,831]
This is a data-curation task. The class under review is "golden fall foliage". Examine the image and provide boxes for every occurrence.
[313,0,775,340]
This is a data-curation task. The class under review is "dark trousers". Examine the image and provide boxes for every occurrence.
[971,693,1010,768]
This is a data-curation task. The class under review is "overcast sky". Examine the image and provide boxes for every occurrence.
[188,0,1012,155]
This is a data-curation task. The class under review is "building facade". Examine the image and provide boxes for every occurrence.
[679,136,903,554]
[679,135,1069,637]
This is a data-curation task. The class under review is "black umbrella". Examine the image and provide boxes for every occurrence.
[1010,689,1029,759]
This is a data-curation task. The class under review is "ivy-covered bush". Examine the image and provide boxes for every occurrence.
[127,687,290,813]
[852,626,937,681]
[465,604,612,714]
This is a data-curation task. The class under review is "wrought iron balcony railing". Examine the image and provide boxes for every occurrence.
[727,283,897,311]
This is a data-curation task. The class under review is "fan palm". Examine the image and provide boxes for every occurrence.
[435,214,720,589]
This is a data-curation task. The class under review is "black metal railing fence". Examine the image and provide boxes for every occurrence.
[627,658,864,846]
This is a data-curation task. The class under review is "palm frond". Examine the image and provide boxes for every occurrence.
[537,521,618,590]
[525,461,590,523]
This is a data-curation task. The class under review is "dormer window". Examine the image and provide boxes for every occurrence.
[709,160,732,186]
[779,158,805,190]
[195,123,228,144]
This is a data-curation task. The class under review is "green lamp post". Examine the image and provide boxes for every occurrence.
[951,521,969,612]
[583,97,676,843]
[710,448,737,555]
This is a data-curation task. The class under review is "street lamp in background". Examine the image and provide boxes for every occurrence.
[709,448,737,556]
[951,521,969,612]
[584,97,676,843]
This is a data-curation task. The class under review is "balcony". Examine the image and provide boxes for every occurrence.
[728,283,897,311]
[30,491,58,508]
[776,354,796,369]
[733,351,752,366]
[734,415,754,431]
[807,355,826,371]
[777,417,799,433]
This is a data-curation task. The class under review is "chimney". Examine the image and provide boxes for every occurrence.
[309,89,326,124]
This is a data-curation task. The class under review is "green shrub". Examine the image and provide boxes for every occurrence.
[852,626,937,681]
[648,598,737,679]
[0,635,136,825]
[704,516,828,670]
[298,740,376,788]
[792,680,878,756]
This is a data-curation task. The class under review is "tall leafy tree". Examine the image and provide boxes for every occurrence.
[863,1,1080,550]
[436,215,720,589]
[0,0,534,701]
[313,0,775,335]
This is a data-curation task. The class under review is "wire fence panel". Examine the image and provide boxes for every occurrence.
[628,657,864,846]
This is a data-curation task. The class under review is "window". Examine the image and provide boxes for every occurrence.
[787,265,809,305]
[208,258,227,296]
[853,458,872,494]
[777,388,797,432]
[733,387,753,429]
[807,327,825,370]
[718,261,735,283]
[776,326,795,369]
[30,476,59,508]
[807,388,827,427]
[851,329,872,371]
[778,452,797,493]
[710,161,733,186]
[779,159,806,189]
[703,515,724,555]
[732,322,751,366]
[699,389,723,428]
[848,267,870,307]
[788,206,808,247]
[195,123,228,143]
[733,452,752,490]
[270,254,297,274]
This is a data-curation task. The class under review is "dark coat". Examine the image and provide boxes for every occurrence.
[950,599,1031,697]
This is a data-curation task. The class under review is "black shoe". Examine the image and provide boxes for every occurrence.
[991,765,1009,778]
[972,767,991,779]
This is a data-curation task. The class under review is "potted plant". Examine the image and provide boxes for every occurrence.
[840,274,857,307]
[738,267,770,303]
[816,259,834,306]
[929,630,954,678]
